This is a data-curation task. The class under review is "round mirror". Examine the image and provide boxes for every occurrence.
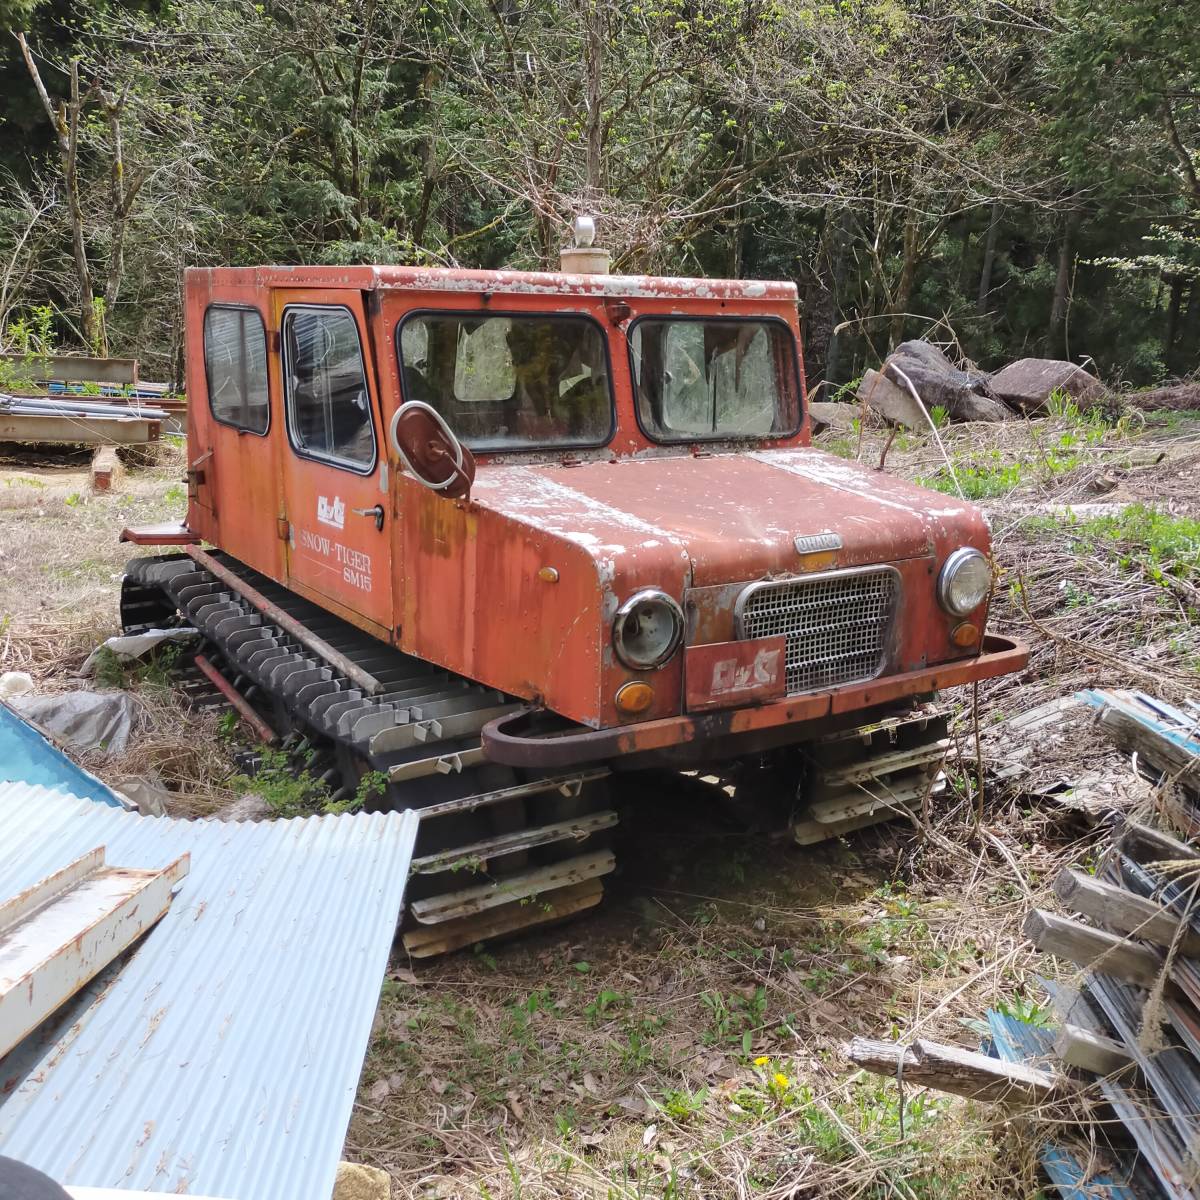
[389,401,476,500]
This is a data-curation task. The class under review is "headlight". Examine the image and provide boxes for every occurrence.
[937,548,992,616]
[613,589,684,670]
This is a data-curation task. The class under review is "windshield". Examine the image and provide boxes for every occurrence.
[397,313,613,451]
[630,318,800,442]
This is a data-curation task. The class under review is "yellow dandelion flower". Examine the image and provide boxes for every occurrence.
[753,1056,770,1066]
[773,1073,790,1089]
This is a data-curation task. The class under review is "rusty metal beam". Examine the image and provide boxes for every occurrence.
[182,546,384,696]
[0,353,139,386]
[193,653,279,745]
[0,412,158,445]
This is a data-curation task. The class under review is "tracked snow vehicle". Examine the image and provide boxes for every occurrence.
[121,232,1028,955]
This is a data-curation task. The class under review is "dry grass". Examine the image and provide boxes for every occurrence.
[2,409,1197,1198]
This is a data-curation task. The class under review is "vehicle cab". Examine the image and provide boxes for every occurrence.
[173,246,1026,769]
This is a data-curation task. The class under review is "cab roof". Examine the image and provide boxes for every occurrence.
[186,264,799,304]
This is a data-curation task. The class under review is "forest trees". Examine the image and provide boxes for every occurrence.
[0,0,1196,387]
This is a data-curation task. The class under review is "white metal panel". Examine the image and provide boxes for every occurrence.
[0,847,189,1056]
[0,783,417,1200]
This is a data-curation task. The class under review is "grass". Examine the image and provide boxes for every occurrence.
[4,406,1199,1198]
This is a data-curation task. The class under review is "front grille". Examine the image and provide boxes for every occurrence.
[736,568,898,694]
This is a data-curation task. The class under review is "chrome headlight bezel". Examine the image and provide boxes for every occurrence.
[937,547,992,617]
[612,589,684,670]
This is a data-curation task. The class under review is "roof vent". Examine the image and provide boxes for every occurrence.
[560,214,610,275]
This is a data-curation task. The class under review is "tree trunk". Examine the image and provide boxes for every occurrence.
[17,36,99,352]
[1165,276,1184,369]
[582,0,604,206]
[888,208,920,351]
[976,201,1001,316]
[1048,208,1081,357]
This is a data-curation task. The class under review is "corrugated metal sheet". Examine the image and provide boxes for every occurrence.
[0,783,418,1200]
[0,700,122,806]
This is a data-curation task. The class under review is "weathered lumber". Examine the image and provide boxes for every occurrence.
[0,353,138,386]
[1094,702,1200,792]
[90,445,123,493]
[0,412,157,445]
[1053,1024,1132,1076]
[1115,820,1200,868]
[1023,909,1168,988]
[845,1036,1072,1105]
[1053,868,1200,958]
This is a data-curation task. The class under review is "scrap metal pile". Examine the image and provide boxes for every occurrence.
[1,390,170,444]
[851,689,1200,1199]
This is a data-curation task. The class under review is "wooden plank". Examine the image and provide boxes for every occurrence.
[0,353,138,385]
[1053,868,1200,958]
[1094,699,1200,789]
[90,445,123,493]
[845,1036,1072,1105]
[0,412,156,445]
[1116,820,1200,868]
[1053,1024,1132,1076]
[1023,909,1168,988]
[0,848,189,1056]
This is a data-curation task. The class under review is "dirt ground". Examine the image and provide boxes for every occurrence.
[1,407,1197,1199]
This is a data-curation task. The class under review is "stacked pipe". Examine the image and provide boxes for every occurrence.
[0,391,170,423]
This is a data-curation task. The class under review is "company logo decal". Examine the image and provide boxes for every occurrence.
[793,531,842,555]
[317,495,345,530]
[711,646,783,696]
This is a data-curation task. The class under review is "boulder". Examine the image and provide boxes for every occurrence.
[989,358,1108,414]
[807,400,858,436]
[857,369,929,430]
[881,340,1011,423]
[333,1161,391,1200]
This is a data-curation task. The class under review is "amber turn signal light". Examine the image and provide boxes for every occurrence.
[615,681,654,714]
[951,622,979,648]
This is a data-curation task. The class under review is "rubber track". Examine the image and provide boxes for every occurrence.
[124,553,523,777]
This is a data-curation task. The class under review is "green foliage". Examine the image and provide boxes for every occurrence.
[1070,504,1200,582]
[229,746,332,818]
[92,642,185,691]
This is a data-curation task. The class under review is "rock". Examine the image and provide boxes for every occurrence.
[882,340,1011,423]
[0,671,35,700]
[333,1161,391,1200]
[807,400,858,436]
[857,369,928,429]
[989,358,1108,413]
[219,791,273,822]
[110,772,170,816]
[1123,382,1200,412]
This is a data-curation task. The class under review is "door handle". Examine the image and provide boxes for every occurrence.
[352,503,385,531]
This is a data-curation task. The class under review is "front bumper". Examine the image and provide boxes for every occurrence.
[482,634,1028,768]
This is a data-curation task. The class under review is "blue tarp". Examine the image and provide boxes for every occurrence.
[0,699,122,807]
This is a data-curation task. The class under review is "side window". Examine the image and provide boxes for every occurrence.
[283,307,376,471]
[204,306,269,434]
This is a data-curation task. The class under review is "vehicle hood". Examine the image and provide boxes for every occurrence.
[468,448,986,588]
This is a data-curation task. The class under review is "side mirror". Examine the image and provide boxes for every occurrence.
[388,401,476,500]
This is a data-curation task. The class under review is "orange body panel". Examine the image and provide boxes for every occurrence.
[166,263,1023,742]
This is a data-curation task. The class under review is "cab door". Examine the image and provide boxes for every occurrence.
[273,290,394,638]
